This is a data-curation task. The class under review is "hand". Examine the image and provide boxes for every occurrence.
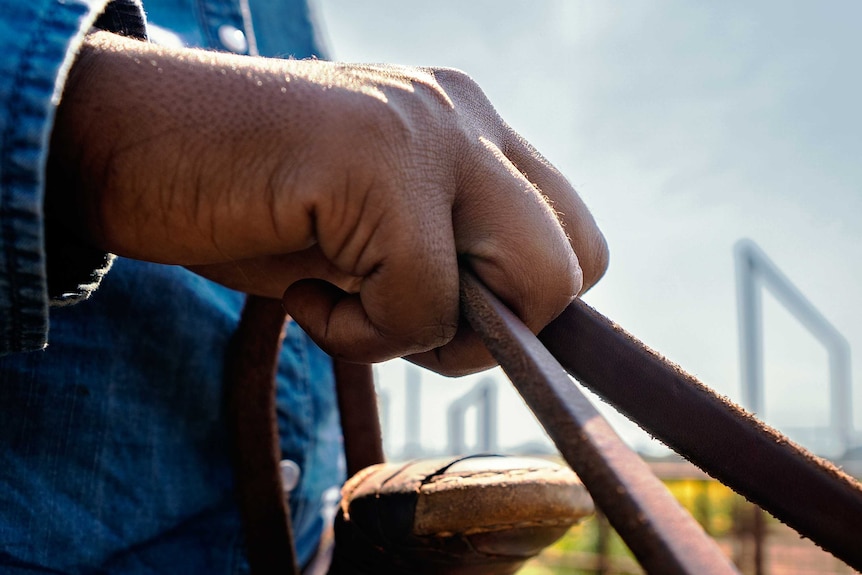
[49,32,607,375]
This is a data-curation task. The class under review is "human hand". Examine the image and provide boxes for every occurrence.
[49,32,607,375]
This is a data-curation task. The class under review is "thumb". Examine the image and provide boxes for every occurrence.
[283,279,440,363]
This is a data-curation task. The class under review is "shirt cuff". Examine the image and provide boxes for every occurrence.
[0,0,146,355]
[45,0,148,306]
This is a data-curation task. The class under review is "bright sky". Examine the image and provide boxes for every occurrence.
[315,1,862,458]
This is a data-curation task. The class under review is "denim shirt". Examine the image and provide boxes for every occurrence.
[0,0,343,572]
[0,0,103,356]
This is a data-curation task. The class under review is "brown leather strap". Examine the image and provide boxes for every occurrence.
[226,296,300,575]
[333,360,385,477]
[537,298,862,571]
[227,300,384,575]
[460,272,740,575]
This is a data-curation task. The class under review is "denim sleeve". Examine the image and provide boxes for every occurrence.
[0,0,145,356]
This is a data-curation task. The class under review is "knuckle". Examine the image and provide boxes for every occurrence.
[565,257,585,302]
[541,270,581,328]
[433,318,459,347]
[405,316,458,352]
[429,67,479,94]
[369,307,458,359]
[529,249,583,329]
[581,230,610,291]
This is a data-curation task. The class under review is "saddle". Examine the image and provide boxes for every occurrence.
[227,271,862,575]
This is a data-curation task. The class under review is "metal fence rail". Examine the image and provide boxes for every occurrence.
[735,239,853,453]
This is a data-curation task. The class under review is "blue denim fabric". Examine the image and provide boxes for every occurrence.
[142,0,326,59]
[0,0,111,355]
[0,261,344,572]
[0,0,344,572]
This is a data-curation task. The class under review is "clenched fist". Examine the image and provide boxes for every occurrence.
[49,31,607,375]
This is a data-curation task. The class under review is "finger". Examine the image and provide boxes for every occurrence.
[503,133,609,293]
[187,245,362,298]
[283,279,393,362]
[284,210,460,362]
[454,137,582,331]
[414,139,582,375]
[406,322,494,377]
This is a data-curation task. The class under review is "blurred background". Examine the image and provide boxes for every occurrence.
[315,2,861,572]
